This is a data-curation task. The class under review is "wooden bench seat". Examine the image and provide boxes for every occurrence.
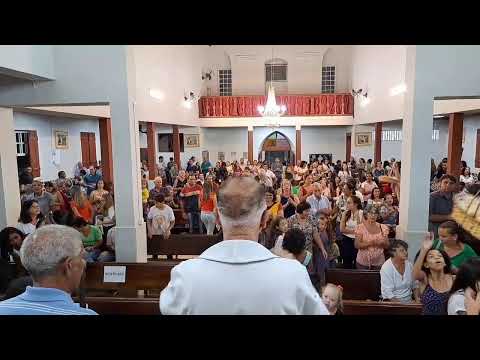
[325,268,381,300]
[83,296,160,315]
[82,297,423,315]
[343,300,422,315]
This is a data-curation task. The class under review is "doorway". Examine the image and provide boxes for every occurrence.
[259,131,294,165]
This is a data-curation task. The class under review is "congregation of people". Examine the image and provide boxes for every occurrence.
[1,153,480,315]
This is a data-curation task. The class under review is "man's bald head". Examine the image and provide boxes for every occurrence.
[217,177,266,229]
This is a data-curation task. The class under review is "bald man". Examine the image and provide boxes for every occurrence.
[160,177,328,315]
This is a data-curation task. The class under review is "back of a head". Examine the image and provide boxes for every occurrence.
[217,177,265,230]
[20,225,83,281]
[282,228,306,255]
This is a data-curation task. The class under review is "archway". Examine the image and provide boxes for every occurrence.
[259,131,294,165]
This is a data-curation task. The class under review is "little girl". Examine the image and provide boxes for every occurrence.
[321,283,344,315]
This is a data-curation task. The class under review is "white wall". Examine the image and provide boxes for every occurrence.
[203,127,248,162]
[132,45,208,127]
[352,121,404,161]
[13,111,101,180]
[323,46,352,93]
[210,46,352,95]
[352,46,407,125]
[0,45,55,80]
[155,125,204,166]
[351,117,480,169]
[301,126,347,162]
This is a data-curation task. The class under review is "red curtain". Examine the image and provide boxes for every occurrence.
[198,94,353,117]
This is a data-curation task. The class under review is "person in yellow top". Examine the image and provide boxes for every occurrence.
[141,178,149,219]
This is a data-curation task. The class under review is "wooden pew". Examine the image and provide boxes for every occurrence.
[84,298,423,315]
[81,261,180,294]
[343,300,422,315]
[325,268,381,300]
[84,297,160,315]
[147,233,221,259]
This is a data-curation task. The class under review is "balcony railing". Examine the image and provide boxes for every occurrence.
[199,93,353,118]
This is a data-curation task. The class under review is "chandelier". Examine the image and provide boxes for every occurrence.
[257,83,287,117]
[257,46,287,122]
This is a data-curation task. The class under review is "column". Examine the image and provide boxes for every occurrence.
[296,124,302,163]
[0,107,21,229]
[374,122,383,164]
[447,112,464,179]
[172,125,181,169]
[247,125,253,163]
[109,47,147,262]
[98,118,114,187]
[146,122,156,180]
[396,46,432,261]
[345,132,352,162]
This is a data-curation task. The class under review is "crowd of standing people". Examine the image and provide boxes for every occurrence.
[2,153,480,315]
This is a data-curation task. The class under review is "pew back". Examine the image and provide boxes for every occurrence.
[342,300,422,315]
[147,233,221,257]
[325,268,381,300]
[82,261,180,292]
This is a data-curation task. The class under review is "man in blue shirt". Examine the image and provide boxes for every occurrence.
[0,225,97,315]
[83,166,102,196]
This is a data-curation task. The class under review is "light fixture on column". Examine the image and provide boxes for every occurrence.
[360,92,370,107]
[389,83,407,96]
[257,47,287,126]
[183,90,197,109]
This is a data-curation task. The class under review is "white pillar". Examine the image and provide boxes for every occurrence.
[0,107,21,229]
[110,48,147,262]
[396,46,432,260]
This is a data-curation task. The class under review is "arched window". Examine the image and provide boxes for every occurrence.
[265,58,288,94]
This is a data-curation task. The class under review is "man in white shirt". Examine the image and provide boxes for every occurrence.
[147,194,175,239]
[239,158,247,172]
[263,164,277,186]
[160,176,328,315]
[306,182,332,218]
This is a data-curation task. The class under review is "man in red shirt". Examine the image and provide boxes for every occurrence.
[180,175,203,233]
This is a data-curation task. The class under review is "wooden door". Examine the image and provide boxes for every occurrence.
[27,130,41,177]
[346,133,352,162]
[81,132,97,167]
[476,129,480,168]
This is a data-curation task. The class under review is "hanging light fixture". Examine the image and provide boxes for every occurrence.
[257,46,287,124]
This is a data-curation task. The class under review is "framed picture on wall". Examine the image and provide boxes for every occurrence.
[355,132,372,146]
[243,152,248,160]
[202,150,209,162]
[185,134,200,148]
[231,152,237,161]
[54,130,69,149]
[218,152,225,161]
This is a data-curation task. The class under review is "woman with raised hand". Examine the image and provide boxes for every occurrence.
[413,233,454,315]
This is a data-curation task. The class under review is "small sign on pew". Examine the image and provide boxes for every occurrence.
[103,266,127,283]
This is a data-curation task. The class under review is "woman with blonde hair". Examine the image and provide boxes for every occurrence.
[70,187,94,224]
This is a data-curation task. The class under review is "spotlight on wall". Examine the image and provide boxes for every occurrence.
[351,88,364,97]
[149,88,165,100]
[202,70,213,81]
[184,91,197,102]
[360,93,371,107]
[389,83,407,96]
